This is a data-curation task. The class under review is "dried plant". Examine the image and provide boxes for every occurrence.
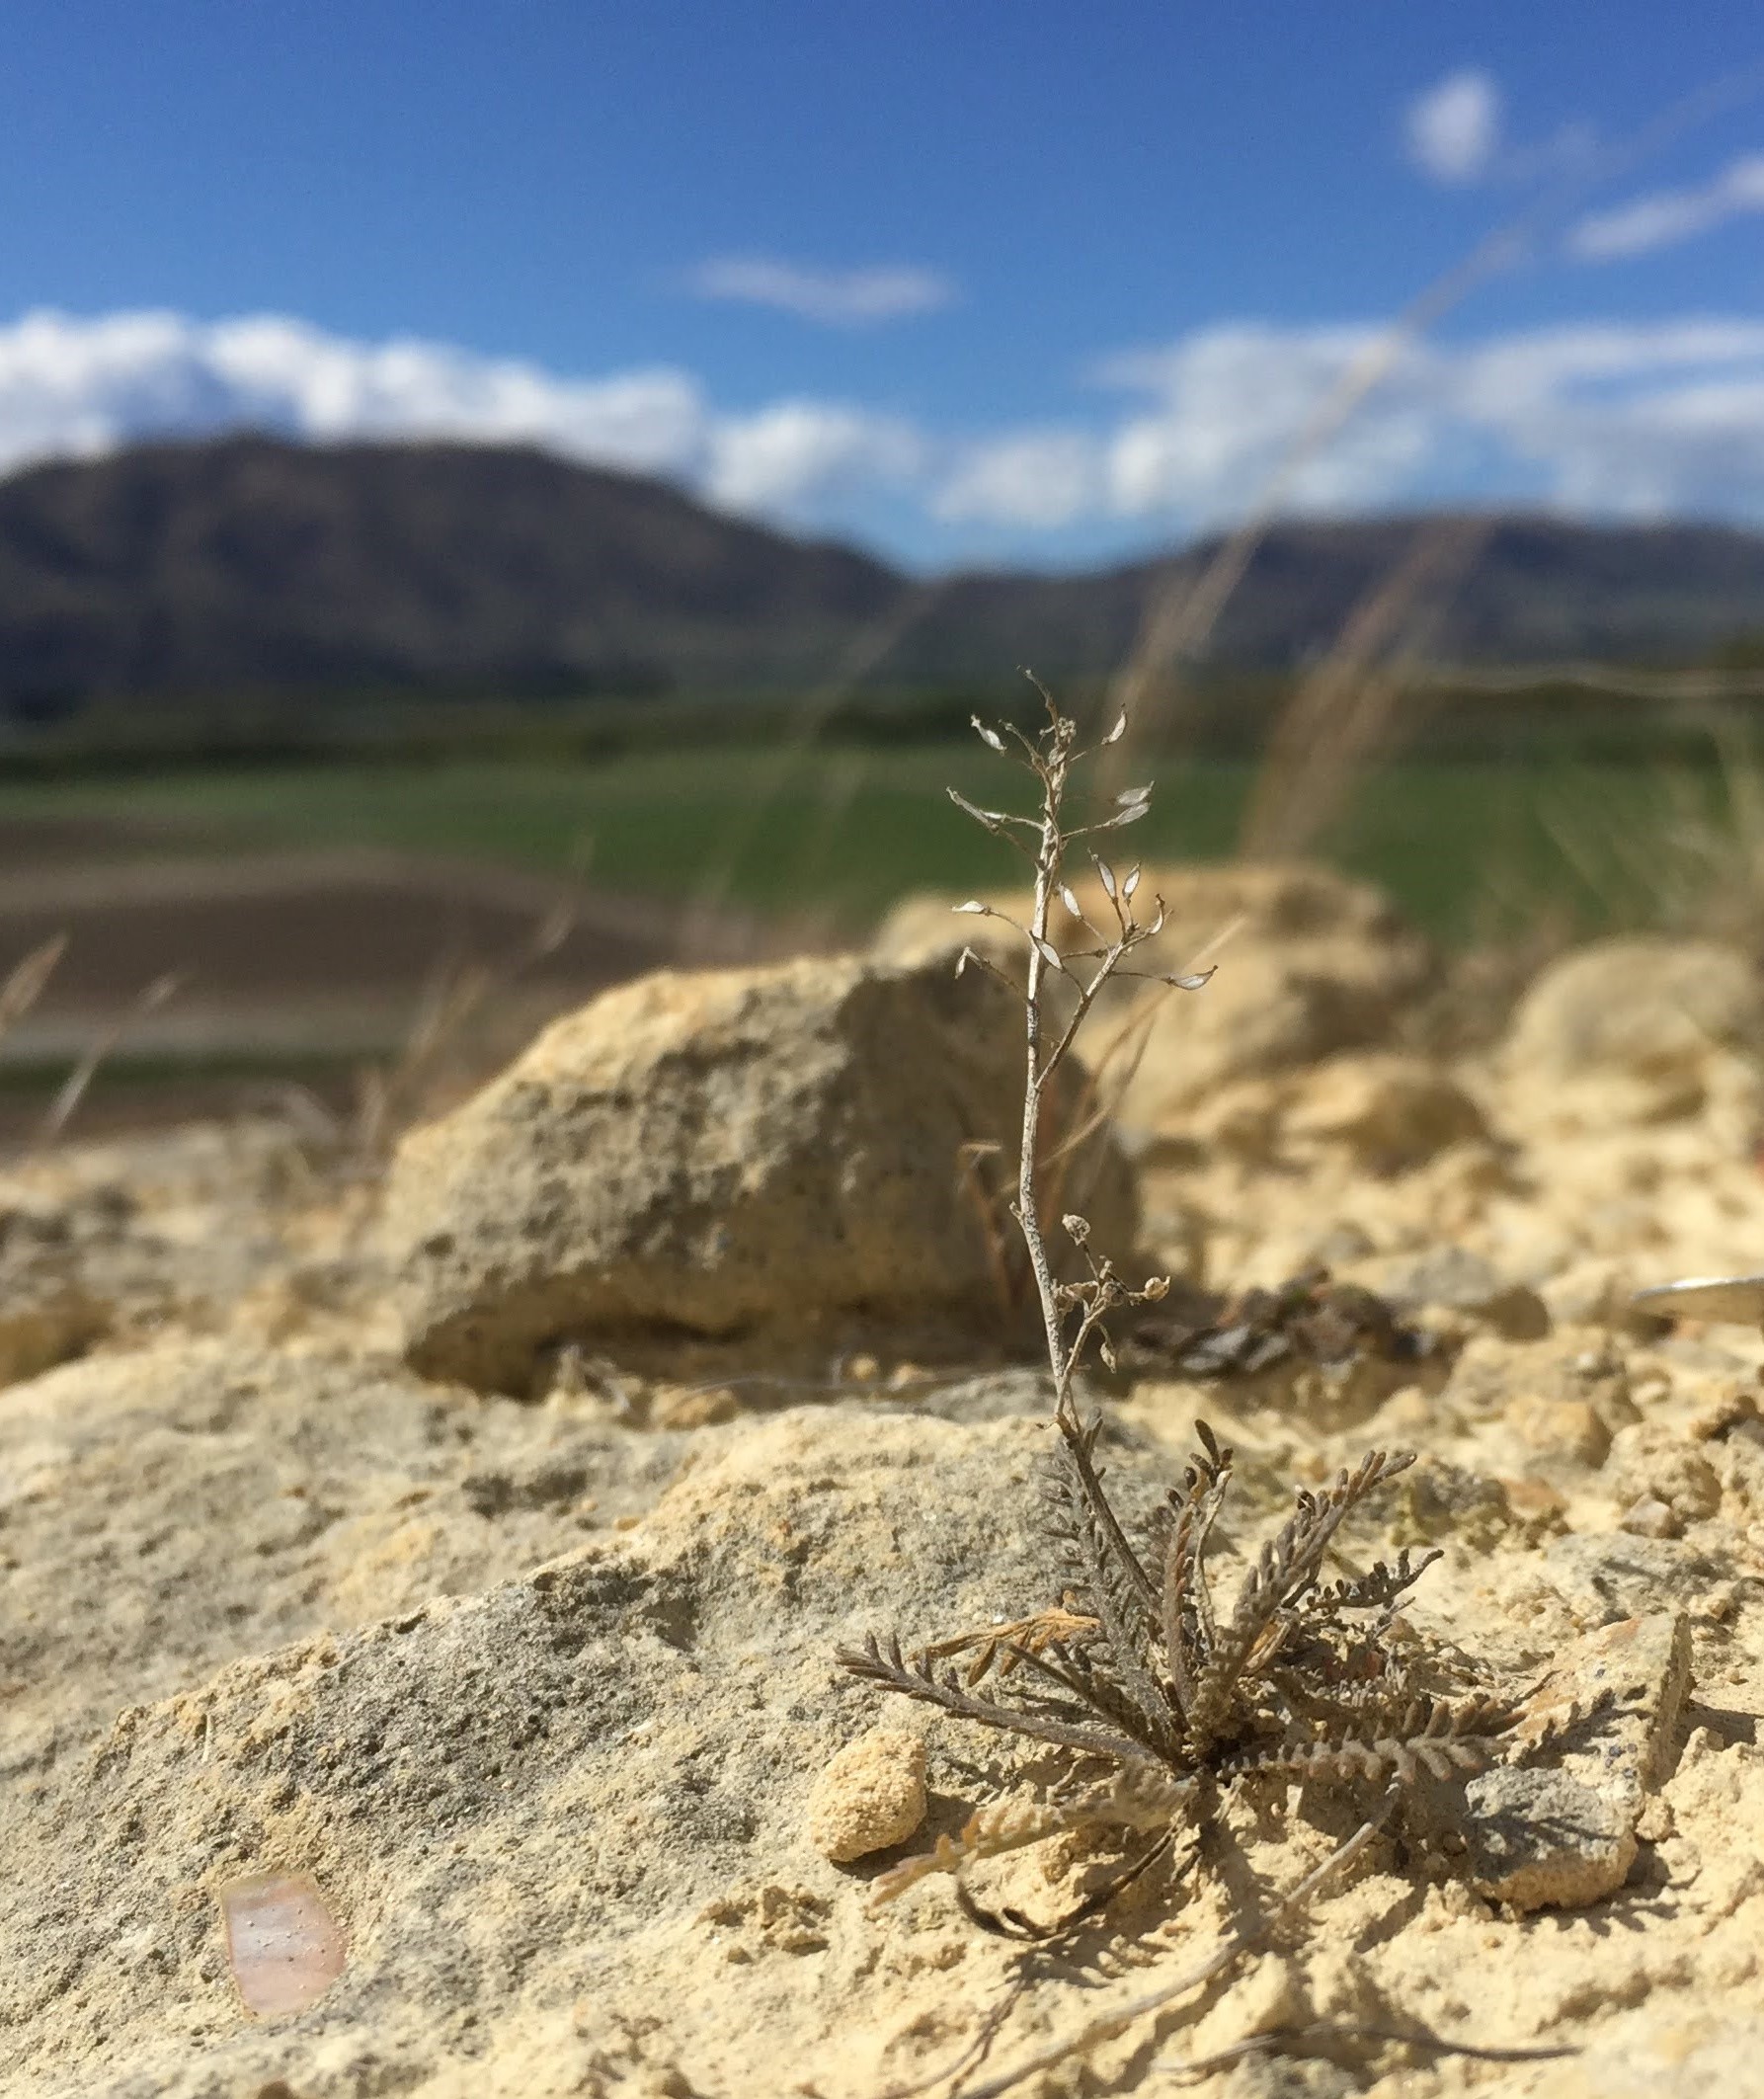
[842,1415,1518,1908]
[839,683,1543,2098]
[860,685,1516,1890]
[0,936,195,1152]
[1237,516,1489,863]
[946,676,1210,1420]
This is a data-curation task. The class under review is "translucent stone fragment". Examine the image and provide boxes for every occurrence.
[220,1872,347,2018]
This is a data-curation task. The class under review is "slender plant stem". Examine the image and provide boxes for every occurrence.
[1016,756,1072,1418]
[955,684,1165,1423]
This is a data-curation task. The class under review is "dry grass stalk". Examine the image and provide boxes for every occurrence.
[1628,728,1764,943]
[0,934,67,1045]
[1238,517,1489,861]
[38,968,188,1148]
[1102,234,1524,761]
[351,896,575,1163]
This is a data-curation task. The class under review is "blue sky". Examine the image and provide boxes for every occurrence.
[2,2,1764,568]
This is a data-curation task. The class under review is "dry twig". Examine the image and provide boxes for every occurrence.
[947,677,1209,1420]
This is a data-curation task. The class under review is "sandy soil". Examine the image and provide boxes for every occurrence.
[3,879,1763,2097]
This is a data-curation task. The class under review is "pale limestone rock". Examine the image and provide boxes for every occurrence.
[1503,937,1764,1082]
[1520,1612,1695,1814]
[0,1337,682,1762]
[1464,1766,1638,1910]
[1361,1243,1550,1340]
[806,1727,926,1862]
[0,1270,104,1386]
[1184,1074,1295,1162]
[1118,935,1435,1130]
[1386,1454,1516,1548]
[869,890,1028,974]
[1606,1422,1724,1523]
[0,1125,349,1385]
[1508,1394,1613,1468]
[0,1405,1082,2096]
[1620,1494,1681,1538]
[1460,1613,1691,1913]
[1282,1051,1488,1171]
[1521,2011,1764,2098]
[875,860,1435,1132]
[1539,1256,1652,1334]
[0,1195,158,1386]
[381,954,1135,1393]
[1544,1533,1731,1626]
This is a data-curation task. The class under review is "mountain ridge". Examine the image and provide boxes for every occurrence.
[1,435,1762,708]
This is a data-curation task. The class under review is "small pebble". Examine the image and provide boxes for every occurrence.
[648,1383,741,1429]
[1620,1494,1681,1539]
[807,1728,926,1863]
[1508,1395,1611,1468]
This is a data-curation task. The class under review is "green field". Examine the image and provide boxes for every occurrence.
[0,739,1737,944]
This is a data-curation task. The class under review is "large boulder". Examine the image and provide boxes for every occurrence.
[383,954,1136,1394]
[1100,856,1436,1133]
[1112,863,1434,1130]
[1281,1050,1489,1172]
[1493,938,1764,1161]
[1504,937,1764,1083]
[876,862,1435,1140]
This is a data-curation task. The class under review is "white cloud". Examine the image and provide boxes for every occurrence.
[935,432,1104,528]
[704,402,925,511]
[0,309,713,482]
[1404,69,1501,184]
[11,305,1764,551]
[683,256,955,326]
[932,317,1764,532]
[1570,151,1764,260]
[1097,326,1422,517]
[0,307,937,527]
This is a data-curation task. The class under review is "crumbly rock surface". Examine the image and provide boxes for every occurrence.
[4,900,1764,2097]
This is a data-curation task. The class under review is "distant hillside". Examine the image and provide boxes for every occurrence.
[896,516,1764,682]
[1,436,1763,709]
[0,437,899,708]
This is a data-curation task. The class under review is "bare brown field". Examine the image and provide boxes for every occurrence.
[0,814,777,1133]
